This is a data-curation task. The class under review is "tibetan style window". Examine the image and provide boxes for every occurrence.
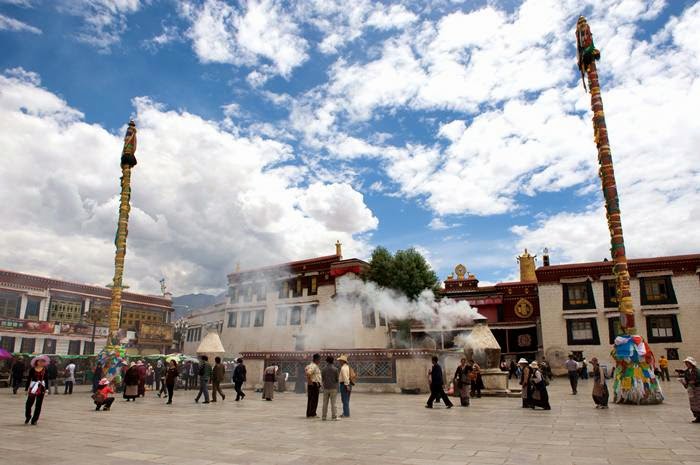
[0,291,21,319]
[278,281,288,299]
[361,307,376,328]
[646,315,681,343]
[240,311,251,328]
[229,287,239,304]
[227,312,237,328]
[243,286,253,303]
[256,284,266,302]
[307,276,318,296]
[276,308,288,326]
[290,306,302,326]
[608,317,625,344]
[42,338,56,354]
[67,340,81,355]
[292,278,303,298]
[305,305,317,324]
[120,307,164,331]
[562,281,596,310]
[25,298,41,320]
[566,318,600,345]
[186,327,201,342]
[603,280,618,308]
[640,276,677,305]
[20,337,35,353]
[48,298,83,323]
[87,300,110,326]
[666,348,679,360]
[379,313,387,326]
[83,341,95,355]
[0,336,15,352]
[254,310,265,327]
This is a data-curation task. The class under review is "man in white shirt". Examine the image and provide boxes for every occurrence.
[337,354,352,418]
[305,353,322,418]
[565,355,579,395]
[64,362,76,395]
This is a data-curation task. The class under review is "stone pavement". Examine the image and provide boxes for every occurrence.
[0,378,698,465]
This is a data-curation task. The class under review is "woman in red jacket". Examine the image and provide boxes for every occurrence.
[93,378,115,411]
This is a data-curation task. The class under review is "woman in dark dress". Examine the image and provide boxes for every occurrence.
[165,360,179,405]
[453,358,472,407]
[529,362,551,410]
[123,363,140,401]
[470,361,484,398]
[25,355,49,425]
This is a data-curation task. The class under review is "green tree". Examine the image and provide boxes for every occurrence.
[366,246,438,300]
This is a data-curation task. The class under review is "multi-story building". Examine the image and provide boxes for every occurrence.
[536,253,700,374]
[0,270,174,355]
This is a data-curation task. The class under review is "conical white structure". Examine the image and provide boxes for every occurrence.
[196,331,225,359]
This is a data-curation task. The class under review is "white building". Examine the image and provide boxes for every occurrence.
[537,254,700,374]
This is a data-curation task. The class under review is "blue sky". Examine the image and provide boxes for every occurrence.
[1,0,699,295]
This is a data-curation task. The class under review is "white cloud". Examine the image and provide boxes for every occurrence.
[57,0,142,51]
[143,22,181,52]
[180,0,308,78]
[0,13,41,33]
[365,3,417,30]
[428,218,448,230]
[0,69,378,294]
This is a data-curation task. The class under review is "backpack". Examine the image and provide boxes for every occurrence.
[349,366,358,386]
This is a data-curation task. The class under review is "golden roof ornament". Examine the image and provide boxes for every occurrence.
[454,264,467,280]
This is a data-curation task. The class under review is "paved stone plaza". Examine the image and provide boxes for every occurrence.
[0,378,698,465]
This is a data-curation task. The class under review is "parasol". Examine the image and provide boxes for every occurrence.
[0,348,13,360]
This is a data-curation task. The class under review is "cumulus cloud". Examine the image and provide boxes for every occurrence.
[0,13,41,33]
[0,68,378,294]
[180,0,308,78]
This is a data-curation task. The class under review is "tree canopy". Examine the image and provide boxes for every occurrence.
[365,246,439,300]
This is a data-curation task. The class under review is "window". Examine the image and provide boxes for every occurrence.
[608,317,625,344]
[646,315,681,343]
[603,280,618,308]
[48,297,84,323]
[292,278,303,298]
[254,310,265,327]
[256,284,266,302]
[290,306,302,326]
[276,308,288,326]
[0,291,21,319]
[87,300,110,326]
[227,312,237,328]
[186,327,201,342]
[0,336,16,352]
[563,282,596,309]
[67,340,81,355]
[307,276,318,296]
[362,307,376,328]
[305,305,317,325]
[278,281,288,299]
[243,286,253,303]
[25,298,41,320]
[42,338,56,354]
[20,337,35,353]
[120,306,164,330]
[83,341,95,355]
[566,318,600,345]
[379,313,387,326]
[640,277,677,305]
[666,348,679,360]
[240,311,251,327]
[229,287,239,304]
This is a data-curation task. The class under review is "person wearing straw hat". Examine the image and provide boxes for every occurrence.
[24,354,49,425]
[528,361,551,410]
[93,378,115,411]
[337,354,352,417]
[679,356,700,423]
[517,358,531,408]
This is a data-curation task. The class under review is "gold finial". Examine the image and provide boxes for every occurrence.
[517,249,537,282]
[235,262,241,273]
[335,240,342,258]
[454,264,467,280]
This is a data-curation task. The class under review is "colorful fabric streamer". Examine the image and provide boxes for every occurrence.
[611,335,664,404]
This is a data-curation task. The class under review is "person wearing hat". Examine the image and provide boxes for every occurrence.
[679,356,700,423]
[93,378,115,411]
[337,354,352,417]
[517,358,531,408]
[590,357,609,409]
[24,355,49,425]
[528,361,551,410]
[123,361,140,401]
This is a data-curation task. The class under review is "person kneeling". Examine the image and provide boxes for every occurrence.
[93,378,115,411]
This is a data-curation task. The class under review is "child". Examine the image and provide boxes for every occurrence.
[93,378,115,411]
[25,354,49,425]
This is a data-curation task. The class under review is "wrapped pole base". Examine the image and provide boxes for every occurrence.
[96,344,128,383]
[612,335,664,405]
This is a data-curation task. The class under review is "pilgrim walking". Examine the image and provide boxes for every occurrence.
[165,360,179,404]
[194,355,211,404]
[453,357,471,407]
[680,356,700,423]
[212,356,226,402]
[470,361,484,398]
[25,355,49,425]
[123,362,140,401]
[590,357,609,409]
[232,358,247,401]
[518,358,531,408]
[262,365,277,401]
[426,356,453,409]
[529,362,551,410]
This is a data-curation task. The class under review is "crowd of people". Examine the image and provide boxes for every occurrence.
[7,351,700,426]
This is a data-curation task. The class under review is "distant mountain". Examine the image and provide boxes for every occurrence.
[172,293,225,319]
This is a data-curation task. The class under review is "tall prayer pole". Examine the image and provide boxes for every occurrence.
[576,16,662,404]
[107,120,138,345]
